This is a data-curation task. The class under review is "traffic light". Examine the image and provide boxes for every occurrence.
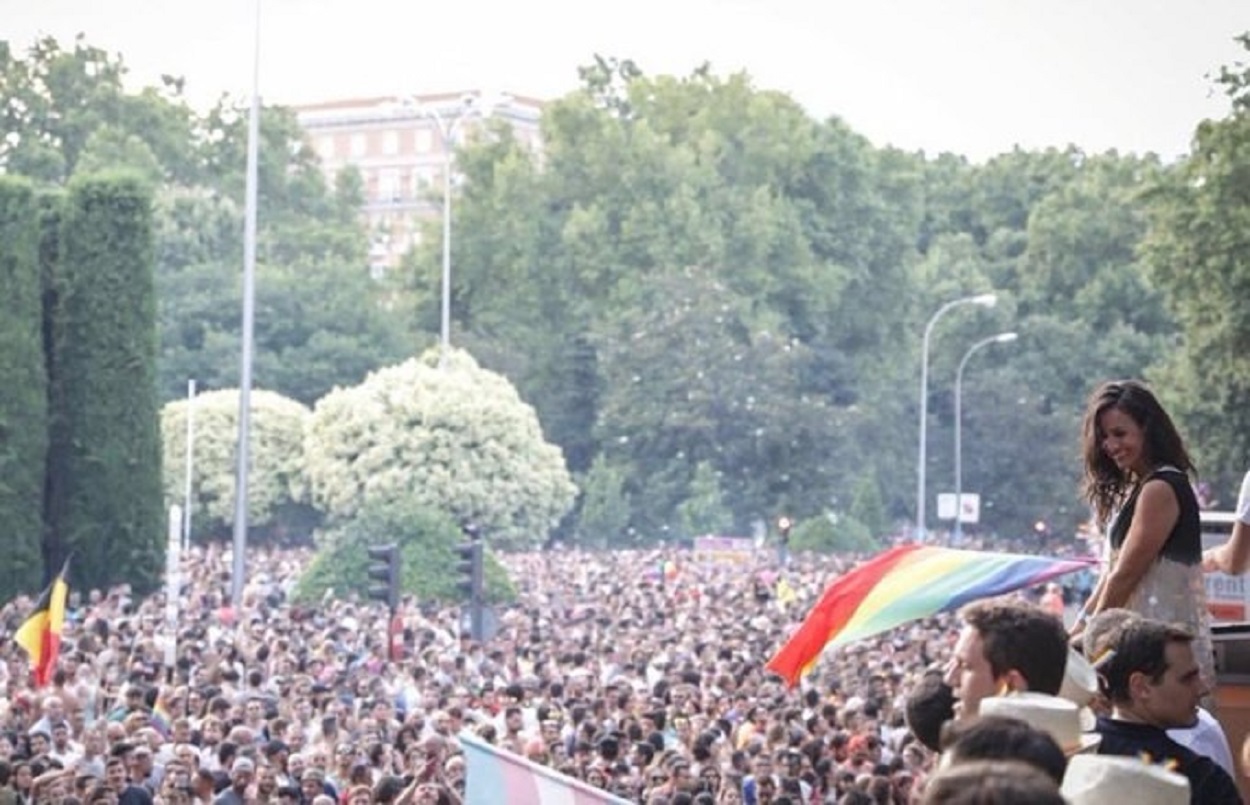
[453,541,483,600]
[454,525,485,641]
[366,544,401,612]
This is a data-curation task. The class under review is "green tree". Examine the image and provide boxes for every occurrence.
[575,456,631,548]
[1142,35,1250,493]
[789,514,877,554]
[0,176,47,595]
[45,173,163,594]
[676,461,734,539]
[0,36,201,185]
[305,348,577,549]
[160,389,315,543]
[155,104,406,405]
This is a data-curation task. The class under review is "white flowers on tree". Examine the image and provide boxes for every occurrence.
[305,349,577,549]
[161,389,311,535]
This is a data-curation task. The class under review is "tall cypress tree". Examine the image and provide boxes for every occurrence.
[46,173,163,594]
[0,177,48,598]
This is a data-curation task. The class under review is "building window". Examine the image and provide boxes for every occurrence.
[379,169,401,202]
[382,130,399,156]
[320,135,337,159]
[414,128,433,153]
[350,133,367,157]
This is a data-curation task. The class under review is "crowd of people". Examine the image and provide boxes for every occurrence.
[0,531,1231,805]
[0,378,1244,804]
[0,543,974,805]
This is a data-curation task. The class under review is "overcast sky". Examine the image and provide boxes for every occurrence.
[6,0,1247,161]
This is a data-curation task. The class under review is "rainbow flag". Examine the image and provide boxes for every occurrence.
[766,544,1096,686]
[14,559,71,688]
[460,731,632,805]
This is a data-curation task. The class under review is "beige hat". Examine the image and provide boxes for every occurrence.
[1058,648,1099,731]
[1061,755,1189,805]
[977,692,1100,755]
[1059,649,1098,705]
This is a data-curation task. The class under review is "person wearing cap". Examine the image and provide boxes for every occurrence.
[212,757,253,805]
[944,599,1069,722]
[1062,755,1191,805]
[1091,617,1241,804]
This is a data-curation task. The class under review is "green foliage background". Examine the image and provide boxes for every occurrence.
[0,177,47,597]
[44,173,163,594]
[2,33,1250,594]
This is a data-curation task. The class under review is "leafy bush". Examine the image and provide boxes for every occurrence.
[160,389,314,542]
[305,348,576,549]
[293,499,514,604]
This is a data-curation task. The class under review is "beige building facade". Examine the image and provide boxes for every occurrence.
[295,92,544,273]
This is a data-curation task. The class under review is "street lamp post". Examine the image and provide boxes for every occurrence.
[954,331,1018,543]
[917,293,997,541]
[416,97,483,363]
[230,0,262,607]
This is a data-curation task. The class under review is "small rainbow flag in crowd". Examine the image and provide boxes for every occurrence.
[460,731,632,805]
[766,544,1096,686]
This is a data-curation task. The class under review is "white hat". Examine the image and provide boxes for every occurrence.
[1062,755,1189,805]
[977,692,1100,755]
[1058,648,1099,731]
[1059,649,1098,706]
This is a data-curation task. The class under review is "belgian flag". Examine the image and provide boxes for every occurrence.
[14,560,70,687]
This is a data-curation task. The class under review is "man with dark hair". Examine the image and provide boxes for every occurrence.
[1083,608,1235,776]
[939,715,1067,786]
[923,759,1066,805]
[945,599,1068,720]
[1093,618,1241,804]
[904,671,956,752]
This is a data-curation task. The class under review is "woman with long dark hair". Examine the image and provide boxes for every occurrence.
[1071,379,1213,689]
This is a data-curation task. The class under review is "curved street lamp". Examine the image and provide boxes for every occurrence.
[953,331,1018,542]
[917,292,997,540]
[405,93,510,364]
[421,98,477,362]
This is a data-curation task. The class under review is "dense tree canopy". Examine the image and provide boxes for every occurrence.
[3,30,1250,569]
[1142,38,1250,494]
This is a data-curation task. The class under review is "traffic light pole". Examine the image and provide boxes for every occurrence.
[366,544,402,661]
[455,526,485,642]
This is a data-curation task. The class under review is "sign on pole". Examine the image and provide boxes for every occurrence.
[937,493,981,524]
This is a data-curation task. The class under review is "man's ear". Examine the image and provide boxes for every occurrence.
[1127,670,1152,702]
[1001,669,1029,693]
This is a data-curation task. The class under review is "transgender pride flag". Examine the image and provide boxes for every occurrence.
[460,732,632,805]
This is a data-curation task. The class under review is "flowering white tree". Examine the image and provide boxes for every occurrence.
[161,389,312,539]
[305,348,577,549]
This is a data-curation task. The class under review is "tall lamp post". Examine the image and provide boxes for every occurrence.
[230,0,262,607]
[415,96,486,362]
[954,331,1017,542]
[917,293,997,541]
